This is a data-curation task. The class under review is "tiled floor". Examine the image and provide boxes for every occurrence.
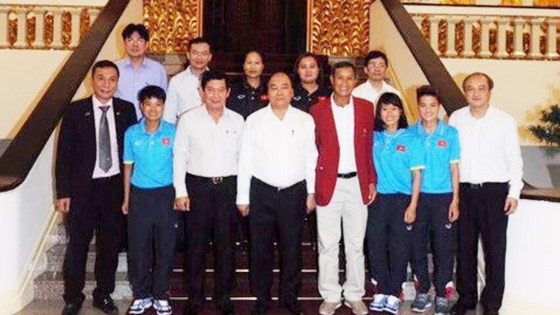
[16,300,486,315]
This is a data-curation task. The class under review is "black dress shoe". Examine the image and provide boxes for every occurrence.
[183,304,201,315]
[61,301,83,315]
[92,297,118,314]
[219,301,235,315]
[280,301,305,315]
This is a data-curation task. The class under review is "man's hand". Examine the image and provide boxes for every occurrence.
[504,197,518,215]
[55,198,71,213]
[448,199,459,222]
[367,183,377,205]
[404,205,416,224]
[306,194,316,213]
[122,200,129,215]
[237,204,250,217]
[175,196,190,211]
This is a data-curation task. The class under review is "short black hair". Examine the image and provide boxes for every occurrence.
[121,23,149,41]
[416,85,442,104]
[201,70,228,89]
[374,92,408,131]
[92,60,119,78]
[364,50,388,67]
[462,72,494,91]
[330,61,356,77]
[138,85,166,104]
[187,37,212,52]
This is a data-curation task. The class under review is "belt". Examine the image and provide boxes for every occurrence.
[337,172,357,179]
[252,177,304,192]
[460,182,508,189]
[186,174,235,185]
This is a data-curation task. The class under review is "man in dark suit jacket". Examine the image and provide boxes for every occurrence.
[55,60,137,315]
[310,62,376,315]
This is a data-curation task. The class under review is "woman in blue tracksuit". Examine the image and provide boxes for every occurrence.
[409,85,460,315]
[367,92,424,315]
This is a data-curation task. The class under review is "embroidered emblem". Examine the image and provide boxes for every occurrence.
[396,145,406,152]
[85,111,91,117]
[237,94,246,99]
[438,140,448,147]
[293,96,302,101]
[260,94,268,101]
[162,138,170,145]
[445,223,453,229]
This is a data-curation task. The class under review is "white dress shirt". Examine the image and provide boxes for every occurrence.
[331,95,357,173]
[173,105,244,198]
[352,80,401,107]
[163,66,203,124]
[449,106,524,199]
[236,105,318,205]
[92,95,120,178]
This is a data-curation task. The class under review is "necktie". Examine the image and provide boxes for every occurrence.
[98,106,112,172]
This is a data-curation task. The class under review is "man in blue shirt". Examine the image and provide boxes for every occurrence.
[116,23,167,120]
[408,85,460,315]
[122,85,176,315]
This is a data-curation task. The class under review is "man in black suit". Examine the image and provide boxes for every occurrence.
[55,60,137,315]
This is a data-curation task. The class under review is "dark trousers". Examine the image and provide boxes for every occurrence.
[411,193,456,297]
[249,177,306,308]
[63,175,123,303]
[366,193,413,296]
[184,174,237,306]
[457,183,509,311]
[128,185,176,299]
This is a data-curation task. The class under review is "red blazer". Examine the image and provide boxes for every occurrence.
[310,96,376,206]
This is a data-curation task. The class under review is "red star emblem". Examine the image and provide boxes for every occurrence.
[162,138,170,145]
[437,140,447,147]
[396,145,406,152]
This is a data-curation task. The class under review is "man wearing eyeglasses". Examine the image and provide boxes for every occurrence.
[352,50,400,110]
[115,23,168,120]
[163,37,213,124]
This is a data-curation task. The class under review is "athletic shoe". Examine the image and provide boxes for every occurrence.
[435,297,450,315]
[368,294,387,312]
[153,299,172,315]
[383,295,401,315]
[411,293,432,313]
[129,298,153,314]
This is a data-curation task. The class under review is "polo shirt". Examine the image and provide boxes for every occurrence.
[373,128,425,194]
[409,120,460,194]
[123,120,176,188]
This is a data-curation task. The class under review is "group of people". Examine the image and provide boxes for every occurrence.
[54,23,523,315]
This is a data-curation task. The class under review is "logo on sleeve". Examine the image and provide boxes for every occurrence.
[437,140,447,147]
[396,145,406,152]
[162,138,170,145]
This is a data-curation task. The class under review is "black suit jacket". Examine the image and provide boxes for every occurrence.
[55,96,137,199]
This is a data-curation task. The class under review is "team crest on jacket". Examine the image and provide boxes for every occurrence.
[162,138,170,145]
[396,145,406,152]
[437,140,447,147]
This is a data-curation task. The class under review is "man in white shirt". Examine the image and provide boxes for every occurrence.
[449,72,523,315]
[237,72,318,315]
[352,50,400,108]
[174,70,244,315]
[163,37,212,123]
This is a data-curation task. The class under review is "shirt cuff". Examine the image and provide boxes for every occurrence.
[174,185,188,199]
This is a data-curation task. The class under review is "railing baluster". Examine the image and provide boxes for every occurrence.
[14,7,27,48]
[50,7,64,49]
[32,8,46,48]
[479,17,493,57]
[68,8,81,48]
[512,17,526,58]
[446,16,459,57]
[0,7,10,48]
[463,16,476,57]
[545,18,559,59]
[529,17,544,58]
[429,15,440,55]
[496,17,509,58]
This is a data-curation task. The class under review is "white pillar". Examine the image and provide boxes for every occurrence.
[529,17,544,59]
[479,17,493,58]
[0,7,10,48]
[462,16,476,57]
[445,16,460,57]
[32,8,46,48]
[545,19,559,59]
[68,8,82,48]
[14,8,27,48]
[512,17,526,58]
[495,17,510,58]
[50,7,64,49]
[429,16,441,55]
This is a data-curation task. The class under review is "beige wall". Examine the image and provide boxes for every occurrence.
[0,0,143,139]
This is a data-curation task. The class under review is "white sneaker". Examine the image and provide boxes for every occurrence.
[319,300,341,315]
[369,294,387,312]
[153,299,172,315]
[129,298,153,314]
[384,295,401,314]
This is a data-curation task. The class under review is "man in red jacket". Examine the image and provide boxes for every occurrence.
[310,62,376,315]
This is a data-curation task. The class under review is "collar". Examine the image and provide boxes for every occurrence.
[140,118,163,134]
[416,119,444,135]
[382,128,406,138]
[123,57,147,68]
[92,95,113,108]
[186,66,209,77]
[330,94,354,109]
